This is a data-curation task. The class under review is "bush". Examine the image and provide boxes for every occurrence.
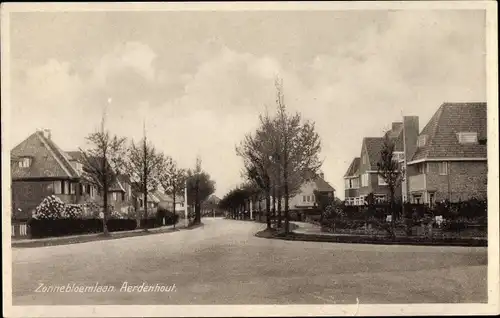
[28,218,138,238]
[61,204,84,219]
[32,195,65,219]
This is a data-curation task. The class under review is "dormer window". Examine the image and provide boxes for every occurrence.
[417,135,427,147]
[18,157,32,168]
[457,132,478,144]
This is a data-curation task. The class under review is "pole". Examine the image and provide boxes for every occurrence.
[250,200,253,220]
[184,179,188,227]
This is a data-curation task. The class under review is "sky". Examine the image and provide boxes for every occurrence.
[7,9,486,198]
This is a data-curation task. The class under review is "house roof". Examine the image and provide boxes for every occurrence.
[363,137,385,170]
[154,191,170,202]
[411,102,487,162]
[344,157,360,177]
[314,176,335,192]
[11,130,80,180]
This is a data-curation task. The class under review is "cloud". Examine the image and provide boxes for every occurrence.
[9,10,486,198]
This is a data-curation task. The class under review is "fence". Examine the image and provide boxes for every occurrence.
[12,221,29,238]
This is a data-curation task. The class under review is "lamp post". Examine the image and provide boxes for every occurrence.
[184,179,188,227]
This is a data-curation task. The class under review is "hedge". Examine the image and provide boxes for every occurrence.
[28,218,138,238]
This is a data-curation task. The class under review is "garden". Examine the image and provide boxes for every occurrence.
[313,195,487,241]
[26,195,179,239]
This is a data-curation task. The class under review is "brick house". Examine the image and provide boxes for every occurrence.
[406,102,487,205]
[344,117,420,205]
[11,129,99,220]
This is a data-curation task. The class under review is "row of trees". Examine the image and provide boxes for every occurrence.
[78,114,215,236]
[221,77,323,235]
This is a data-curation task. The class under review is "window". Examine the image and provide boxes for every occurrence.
[70,183,76,195]
[122,193,125,201]
[438,162,448,175]
[361,173,369,187]
[417,163,426,174]
[378,175,388,186]
[139,199,144,208]
[375,195,386,203]
[112,193,117,201]
[53,181,62,194]
[18,157,32,168]
[417,135,427,147]
[303,195,307,202]
[362,155,367,165]
[413,194,422,204]
[344,179,350,189]
[457,132,478,144]
[351,178,359,189]
[86,185,90,195]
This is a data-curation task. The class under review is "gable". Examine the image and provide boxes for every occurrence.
[11,132,76,180]
[411,102,487,161]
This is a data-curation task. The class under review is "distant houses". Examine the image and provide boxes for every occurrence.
[343,102,487,206]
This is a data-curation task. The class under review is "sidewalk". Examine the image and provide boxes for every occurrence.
[12,224,182,248]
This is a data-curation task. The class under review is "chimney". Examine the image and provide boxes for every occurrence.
[402,116,419,200]
[392,122,402,132]
[42,129,51,140]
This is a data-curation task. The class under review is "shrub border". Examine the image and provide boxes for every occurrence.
[255,230,487,247]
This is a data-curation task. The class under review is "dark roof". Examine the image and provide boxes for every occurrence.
[11,131,79,180]
[411,102,487,162]
[344,157,360,177]
[363,137,384,170]
[314,176,335,192]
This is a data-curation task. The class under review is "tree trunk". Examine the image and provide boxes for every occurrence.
[283,166,290,235]
[272,186,276,228]
[102,182,109,236]
[390,187,396,240]
[265,190,271,229]
[172,185,176,229]
[277,191,282,228]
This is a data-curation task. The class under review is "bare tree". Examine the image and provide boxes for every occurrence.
[159,158,186,229]
[274,77,322,234]
[127,135,164,231]
[79,117,127,236]
[186,157,216,224]
[377,133,405,239]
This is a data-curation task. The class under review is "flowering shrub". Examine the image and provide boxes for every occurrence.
[32,195,65,220]
[109,209,127,219]
[61,204,84,219]
[83,201,101,218]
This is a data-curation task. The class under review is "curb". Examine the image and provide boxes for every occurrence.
[12,225,182,248]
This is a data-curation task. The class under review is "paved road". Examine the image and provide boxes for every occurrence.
[12,218,487,305]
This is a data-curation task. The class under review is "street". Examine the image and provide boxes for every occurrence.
[12,218,487,305]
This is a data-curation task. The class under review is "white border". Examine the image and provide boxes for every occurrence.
[2,1,499,317]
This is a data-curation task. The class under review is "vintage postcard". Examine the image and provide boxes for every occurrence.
[2,1,498,317]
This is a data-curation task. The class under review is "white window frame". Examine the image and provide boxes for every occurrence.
[53,181,62,194]
[18,157,32,168]
[70,183,76,194]
[438,162,448,175]
[361,173,369,187]
[344,179,350,189]
[378,175,388,186]
[457,132,478,144]
[112,192,117,201]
